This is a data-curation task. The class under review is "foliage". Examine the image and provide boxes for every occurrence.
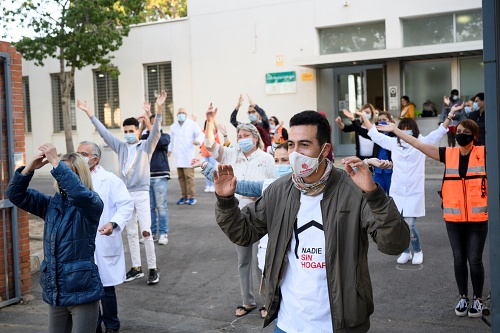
[140,0,187,22]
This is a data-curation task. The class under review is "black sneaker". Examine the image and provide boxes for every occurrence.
[468,298,483,318]
[147,268,160,285]
[455,297,469,317]
[125,267,144,282]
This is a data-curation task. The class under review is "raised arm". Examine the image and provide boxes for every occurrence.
[144,90,167,154]
[204,103,225,161]
[78,99,123,153]
[376,123,440,161]
[230,94,244,128]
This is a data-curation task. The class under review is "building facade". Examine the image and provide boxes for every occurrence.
[21,0,483,173]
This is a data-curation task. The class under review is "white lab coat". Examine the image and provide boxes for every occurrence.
[168,119,204,168]
[92,165,134,287]
[368,125,447,217]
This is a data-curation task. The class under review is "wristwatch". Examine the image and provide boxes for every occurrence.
[111,222,118,229]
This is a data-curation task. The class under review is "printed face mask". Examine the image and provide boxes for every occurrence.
[455,133,474,147]
[124,133,137,144]
[177,113,187,122]
[274,164,292,178]
[238,138,255,153]
[248,114,258,122]
[289,144,326,178]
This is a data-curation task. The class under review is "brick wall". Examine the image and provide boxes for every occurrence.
[0,41,31,302]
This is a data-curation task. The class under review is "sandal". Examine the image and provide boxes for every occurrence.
[235,305,256,317]
[259,306,267,318]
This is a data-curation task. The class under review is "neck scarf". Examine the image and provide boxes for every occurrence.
[291,159,333,196]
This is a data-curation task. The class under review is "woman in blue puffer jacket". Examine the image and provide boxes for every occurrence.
[7,143,104,333]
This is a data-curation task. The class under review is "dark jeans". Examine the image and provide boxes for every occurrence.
[446,221,488,298]
[96,286,120,332]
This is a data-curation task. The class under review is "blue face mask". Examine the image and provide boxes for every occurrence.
[404,130,413,136]
[270,124,276,130]
[378,121,387,125]
[124,133,137,144]
[365,114,371,120]
[177,113,187,122]
[238,138,255,153]
[464,106,472,114]
[274,164,292,178]
[472,102,480,111]
[82,156,96,169]
[248,114,258,122]
[452,95,459,101]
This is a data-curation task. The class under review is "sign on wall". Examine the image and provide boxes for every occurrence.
[389,86,398,110]
[266,71,296,95]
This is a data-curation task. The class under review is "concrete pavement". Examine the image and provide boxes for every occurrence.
[0,164,491,333]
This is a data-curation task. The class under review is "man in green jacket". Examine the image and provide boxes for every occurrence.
[213,110,410,333]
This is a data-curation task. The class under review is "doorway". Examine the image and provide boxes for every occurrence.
[333,65,385,156]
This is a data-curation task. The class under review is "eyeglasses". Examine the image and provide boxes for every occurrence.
[78,152,96,158]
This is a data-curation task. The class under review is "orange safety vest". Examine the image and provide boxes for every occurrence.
[441,146,488,222]
[270,126,285,144]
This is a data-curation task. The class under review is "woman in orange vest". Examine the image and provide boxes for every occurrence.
[377,113,488,319]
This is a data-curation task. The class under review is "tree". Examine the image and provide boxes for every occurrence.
[1,0,144,152]
[140,0,187,22]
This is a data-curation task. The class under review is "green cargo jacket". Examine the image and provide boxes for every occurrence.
[215,167,410,332]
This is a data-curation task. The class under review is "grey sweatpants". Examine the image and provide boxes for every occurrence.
[47,301,99,333]
[236,242,260,306]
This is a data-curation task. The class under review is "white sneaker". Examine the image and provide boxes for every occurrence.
[209,186,215,192]
[412,251,423,265]
[204,186,210,192]
[158,234,168,245]
[397,252,412,264]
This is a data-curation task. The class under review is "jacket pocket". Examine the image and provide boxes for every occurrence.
[344,266,368,326]
[101,233,121,257]
[62,261,94,293]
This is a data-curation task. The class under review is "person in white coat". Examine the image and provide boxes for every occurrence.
[359,111,450,265]
[77,141,134,333]
[168,108,204,205]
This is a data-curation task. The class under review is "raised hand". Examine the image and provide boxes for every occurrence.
[143,101,151,114]
[443,95,450,106]
[191,158,203,168]
[376,122,396,133]
[449,102,464,118]
[21,152,49,175]
[217,123,227,136]
[341,156,377,193]
[237,94,244,108]
[246,93,255,106]
[77,100,94,117]
[335,116,344,128]
[38,143,60,168]
[342,109,355,121]
[156,90,167,106]
[213,164,237,197]
[206,103,218,123]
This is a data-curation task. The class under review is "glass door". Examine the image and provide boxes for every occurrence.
[333,65,385,156]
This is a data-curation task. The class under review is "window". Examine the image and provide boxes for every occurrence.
[144,63,174,125]
[403,10,482,47]
[51,74,76,132]
[22,77,32,133]
[459,57,484,101]
[93,70,121,129]
[319,21,386,55]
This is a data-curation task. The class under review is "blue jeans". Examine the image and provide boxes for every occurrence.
[403,217,421,253]
[97,286,119,331]
[446,222,488,297]
[203,156,216,187]
[150,177,169,235]
[373,171,392,194]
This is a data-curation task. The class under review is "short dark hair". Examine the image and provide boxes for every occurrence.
[123,117,139,128]
[401,96,410,103]
[397,118,420,146]
[270,116,279,124]
[475,92,484,101]
[289,111,331,146]
[458,119,479,141]
[451,89,459,96]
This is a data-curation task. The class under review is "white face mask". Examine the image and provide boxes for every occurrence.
[288,144,326,178]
